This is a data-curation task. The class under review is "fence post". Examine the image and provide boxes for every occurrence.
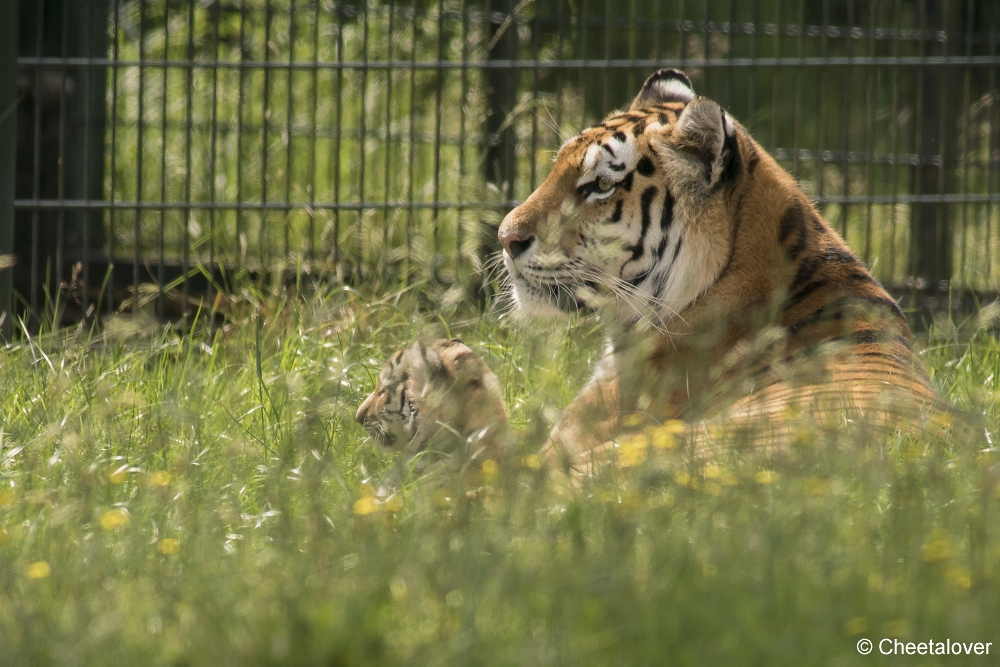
[482,1,518,267]
[0,0,19,339]
[14,0,109,323]
[910,0,964,320]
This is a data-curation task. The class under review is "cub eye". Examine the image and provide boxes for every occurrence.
[597,177,614,192]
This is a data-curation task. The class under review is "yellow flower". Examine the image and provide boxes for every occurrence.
[944,566,973,589]
[148,471,172,487]
[622,413,645,428]
[650,420,685,450]
[520,454,542,470]
[755,470,778,484]
[481,459,499,480]
[882,620,909,638]
[617,437,648,468]
[100,508,130,531]
[25,561,51,579]
[674,470,691,486]
[922,531,953,563]
[845,617,867,635]
[803,477,828,495]
[0,489,17,507]
[108,467,128,484]
[352,497,380,516]
[703,464,721,479]
[382,494,404,512]
[157,538,180,555]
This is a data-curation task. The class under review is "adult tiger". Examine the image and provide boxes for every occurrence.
[497,69,951,470]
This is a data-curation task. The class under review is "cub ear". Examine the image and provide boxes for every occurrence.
[673,97,741,188]
[629,69,695,110]
[404,341,445,382]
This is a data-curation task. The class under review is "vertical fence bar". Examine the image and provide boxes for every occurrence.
[107,0,119,315]
[362,2,369,279]
[333,2,344,268]
[157,7,170,319]
[260,0,273,274]
[208,0,220,297]
[404,0,416,282]
[55,3,68,307]
[456,0,468,277]
[307,0,319,263]
[431,0,444,263]
[134,0,146,311]
[182,0,195,316]
[0,0,18,338]
[29,0,43,318]
[383,0,395,274]
[283,0,295,267]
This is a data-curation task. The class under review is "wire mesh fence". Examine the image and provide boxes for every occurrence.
[3,0,1000,328]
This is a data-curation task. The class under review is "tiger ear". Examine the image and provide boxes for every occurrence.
[672,97,741,188]
[629,69,695,110]
[404,341,445,383]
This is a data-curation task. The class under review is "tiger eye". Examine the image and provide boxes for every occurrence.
[597,177,614,192]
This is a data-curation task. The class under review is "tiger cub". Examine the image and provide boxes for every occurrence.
[496,68,953,471]
[356,339,508,464]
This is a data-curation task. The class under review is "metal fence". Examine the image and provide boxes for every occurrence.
[2,0,999,328]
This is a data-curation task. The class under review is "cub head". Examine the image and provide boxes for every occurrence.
[498,69,746,325]
[355,339,508,459]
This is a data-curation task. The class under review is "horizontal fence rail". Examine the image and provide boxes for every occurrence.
[4,0,999,327]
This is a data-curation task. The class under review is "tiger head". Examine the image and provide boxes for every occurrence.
[355,339,508,460]
[499,69,752,326]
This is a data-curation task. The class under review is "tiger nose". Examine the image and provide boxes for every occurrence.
[499,231,535,259]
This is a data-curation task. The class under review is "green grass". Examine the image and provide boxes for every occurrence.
[1,282,998,665]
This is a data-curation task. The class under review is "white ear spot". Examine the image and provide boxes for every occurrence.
[649,78,695,104]
[630,69,696,110]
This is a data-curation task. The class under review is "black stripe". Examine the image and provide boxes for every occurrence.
[601,143,616,157]
[784,279,829,310]
[620,171,634,192]
[608,162,626,172]
[658,111,669,125]
[810,211,827,234]
[398,377,409,412]
[745,143,760,174]
[627,268,652,287]
[670,237,683,263]
[847,272,877,284]
[823,246,861,265]
[624,187,658,262]
[788,295,908,335]
[608,200,623,223]
[790,256,820,290]
[652,238,684,300]
[636,156,655,176]
[655,236,669,260]
[716,111,741,186]
[778,201,808,260]
[660,188,675,233]
[613,131,627,142]
[632,119,647,136]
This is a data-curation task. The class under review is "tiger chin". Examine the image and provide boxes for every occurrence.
[356,339,509,473]
[498,68,954,472]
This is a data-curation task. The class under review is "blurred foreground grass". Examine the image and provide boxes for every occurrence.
[0,283,998,665]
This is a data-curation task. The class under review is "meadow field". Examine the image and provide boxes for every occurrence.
[0,281,998,665]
